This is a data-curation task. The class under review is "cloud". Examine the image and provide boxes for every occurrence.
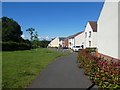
[21,34,29,40]
[38,36,52,41]
[21,35,25,38]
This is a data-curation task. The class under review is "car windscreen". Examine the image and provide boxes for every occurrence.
[76,46,80,48]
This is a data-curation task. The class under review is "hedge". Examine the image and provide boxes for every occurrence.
[2,41,31,51]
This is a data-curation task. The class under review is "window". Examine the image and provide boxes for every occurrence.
[76,46,80,48]
[89,41,91,47]
[85,32,87,38]
[89,31,91,38]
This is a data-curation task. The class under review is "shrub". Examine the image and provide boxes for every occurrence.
[2,41,31,51]
[86,47,96,52]
[77,49,120,89]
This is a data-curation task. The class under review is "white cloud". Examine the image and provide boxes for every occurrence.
[38,36,52,41]
[21,34,29,40]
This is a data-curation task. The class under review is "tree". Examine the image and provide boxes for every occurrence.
[33,31,39,48]
[26,28,40,49]
[2,17,32,51]
[39,39,50,48]
[26,28,35,41]
[2,17,23,42]
[0,18,2,42]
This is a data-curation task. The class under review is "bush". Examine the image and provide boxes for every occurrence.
[2,41,31,51]
[86,47,96,52]
[77,49,120,89]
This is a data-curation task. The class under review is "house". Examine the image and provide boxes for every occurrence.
[68,32,82,49]
[84,21,97,49]
[63,37,69,48]
[48,37,65,48]
[68,35,75,49]
[74,31,84,49]
[97,1,119,60]
[59,37,66,47]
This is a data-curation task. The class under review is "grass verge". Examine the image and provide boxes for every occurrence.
[2,48,68,89]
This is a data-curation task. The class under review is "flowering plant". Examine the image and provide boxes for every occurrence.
[77,49,120,89]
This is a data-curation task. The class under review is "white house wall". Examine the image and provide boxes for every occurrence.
[68,38,75,49]
[48,37,59,47]
[97,2,118,59]
[84,22,97,48]
[74,32,85,48]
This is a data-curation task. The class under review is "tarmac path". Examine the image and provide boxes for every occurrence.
[28,53,97,88]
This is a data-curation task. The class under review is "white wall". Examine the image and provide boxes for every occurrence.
[97,2,118,59]
[59,40,64,47]
[74,32,85,48]
[68,38,75,49]
[48,37,59,47]
[84,22,97,48]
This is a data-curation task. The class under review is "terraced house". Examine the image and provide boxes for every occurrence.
[48,0,119,61]
[68,32,82,49]
[74,31,84,49]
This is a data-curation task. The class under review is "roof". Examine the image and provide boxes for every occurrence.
[59,37,66,41]
[68,31,84,39]
[89,21,97,32]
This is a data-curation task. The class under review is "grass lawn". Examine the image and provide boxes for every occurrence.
[2,48,69,88]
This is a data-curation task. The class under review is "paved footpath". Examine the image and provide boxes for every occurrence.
[28,53,98,88]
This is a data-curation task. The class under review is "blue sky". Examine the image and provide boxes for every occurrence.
[2,2,104,40]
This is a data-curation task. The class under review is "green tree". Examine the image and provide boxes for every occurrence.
[0,18,2,42]
[39,39,50,48]
[33,31,39,48]
[2,17,23,42]
[26,28,35,41]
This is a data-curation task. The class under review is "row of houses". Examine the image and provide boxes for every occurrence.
[48,21,97,49]
[48,1,119,60]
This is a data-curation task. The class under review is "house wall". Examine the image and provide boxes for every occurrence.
[84,22,97,48]
[97,2,119,59]
[63,38,68,47]
[74,32,85,48]
[48,37,59,47]
[68,38,75,49]
[59,40,64,47]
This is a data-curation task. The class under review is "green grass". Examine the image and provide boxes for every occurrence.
[2,48,68,88]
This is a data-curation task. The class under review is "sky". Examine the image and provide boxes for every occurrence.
[2,2,104,40]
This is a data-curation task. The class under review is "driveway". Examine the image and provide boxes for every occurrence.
[28,53,97,88]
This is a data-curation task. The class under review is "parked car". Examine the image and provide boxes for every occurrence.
[62,46,68,49]
[72,46,82,52]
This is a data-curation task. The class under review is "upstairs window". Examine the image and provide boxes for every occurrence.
[85,32,87,38]
[89,31,91,38]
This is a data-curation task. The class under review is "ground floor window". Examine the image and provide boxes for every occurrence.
[89,41,91,47]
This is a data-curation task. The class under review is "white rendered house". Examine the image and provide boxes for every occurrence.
[84,21,97,48]
[68,32,82,49]
[74,31,85,49]
[68,37,75,49]
[97,1,119,60]
[48,37,65,47]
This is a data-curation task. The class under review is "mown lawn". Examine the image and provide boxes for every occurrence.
[2,48,68,89]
